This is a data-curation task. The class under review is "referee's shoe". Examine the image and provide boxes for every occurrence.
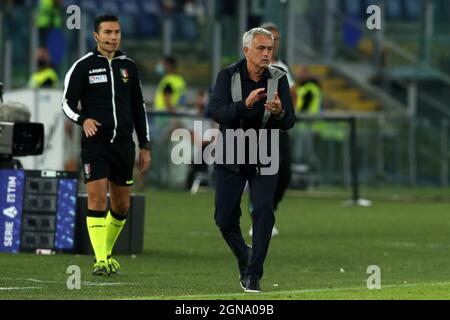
[92,260,110,276]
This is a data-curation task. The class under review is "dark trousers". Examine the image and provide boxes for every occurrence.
[273,130,292,211]
[214,166,277,280]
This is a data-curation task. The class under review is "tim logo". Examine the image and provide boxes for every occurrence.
[3,206,18,219]
[89,75,108,84]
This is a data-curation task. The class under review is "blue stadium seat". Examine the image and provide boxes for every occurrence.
[138,0,161,15]
[79,0,98,13]
[109,0,138,37]
[137,14,160,38]
[64,0,80,7]
[342,16,362,48]
[118,0,140,14]
[96,0,120,15]
[136,0,161,37]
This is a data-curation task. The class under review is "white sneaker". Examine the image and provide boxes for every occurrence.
[271,226,279,237]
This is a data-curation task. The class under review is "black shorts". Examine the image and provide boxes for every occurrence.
[81,139,136,186]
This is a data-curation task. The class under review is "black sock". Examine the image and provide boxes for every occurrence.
[110,209,127,221]
[87,209,106,218]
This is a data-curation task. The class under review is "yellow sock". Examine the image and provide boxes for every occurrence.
[87,216,107,263]
[106,210,127,257]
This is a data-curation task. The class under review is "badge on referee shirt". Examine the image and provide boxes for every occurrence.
[120,68,129,83]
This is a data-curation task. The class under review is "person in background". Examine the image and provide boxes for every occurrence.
[154,55,187,113]
[295,65,322,114]
[247,22,296,237]
[28,48,59,88]
[36,0,63,49]
[61,15,151,276]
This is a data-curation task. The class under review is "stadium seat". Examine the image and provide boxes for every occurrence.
[137,14,160,38]
[64,0,80,7]
[80,0,98,13]
[119,0,140,15]
[139,0,161,15]
[342,16,363,49]
[117,0,139,36]
[78,0,97,41]
[134,0,161,38]
[96,0,120,15]
[120,17,137,37]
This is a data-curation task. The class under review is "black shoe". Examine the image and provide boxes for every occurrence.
[239,245,252,290]
[245,277,261,293]
[240,275,247,290]
[92,260,110,276]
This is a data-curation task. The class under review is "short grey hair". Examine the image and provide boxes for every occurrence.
[242,27,274,49]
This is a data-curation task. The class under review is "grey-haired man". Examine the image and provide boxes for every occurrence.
[211,28,295,292]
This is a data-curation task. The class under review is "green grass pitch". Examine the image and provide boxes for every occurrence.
[1,189,450,300]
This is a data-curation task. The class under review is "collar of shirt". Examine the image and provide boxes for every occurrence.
[240,60,271,83]
[92,48,125,59]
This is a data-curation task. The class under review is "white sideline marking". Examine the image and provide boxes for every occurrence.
[26,278,57,283]
[82,282,133,286]
[138,281,450,300]
[4,277,133,287]
[378,241,450,249]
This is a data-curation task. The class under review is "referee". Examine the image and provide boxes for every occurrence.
[62,15,151,276]
[211,28,295,292]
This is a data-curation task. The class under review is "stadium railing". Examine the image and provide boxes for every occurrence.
[140,110,449,193]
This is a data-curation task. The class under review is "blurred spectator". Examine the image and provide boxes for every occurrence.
[295,65,345,169]
[186,89,216,191]
[162,0,204,40]
[36,0,63,49]
[154,55,187,113]
[295,66,322,114]
[28,48,59,88]
[180,0,205,40]
[260,22,296,102]
[248,22,296,237]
